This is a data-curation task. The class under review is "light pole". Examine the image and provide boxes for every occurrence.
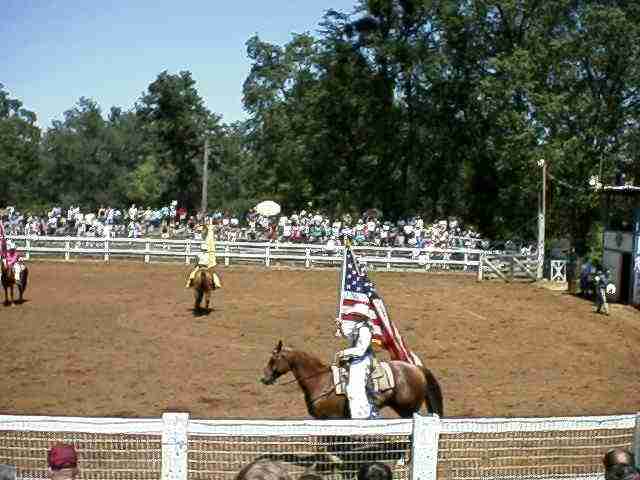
[201,137,209,217]
[537,158,546,280]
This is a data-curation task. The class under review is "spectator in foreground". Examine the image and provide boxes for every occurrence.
[603,448,639,480]
[235,458,291,480]
[0,464,16,480]
[47,443,79,480]
[357,462,392,480]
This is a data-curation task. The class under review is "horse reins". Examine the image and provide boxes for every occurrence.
[276,368,331,386]
[272,359,335,405]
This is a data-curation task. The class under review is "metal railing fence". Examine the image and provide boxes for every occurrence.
[0,413,636,480]
[5,236,554,278]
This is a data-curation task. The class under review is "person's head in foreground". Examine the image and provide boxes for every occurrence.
[604,448,639,480]
[357,462,392,480]
[47,443,78,479]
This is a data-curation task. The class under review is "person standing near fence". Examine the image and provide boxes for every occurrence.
[594,268,611,315]
[47,443,79,480]
[566,248,578,294]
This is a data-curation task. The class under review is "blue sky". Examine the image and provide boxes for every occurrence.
[1,0,357,128]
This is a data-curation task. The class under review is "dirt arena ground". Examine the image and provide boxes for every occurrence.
[1,260,639,420]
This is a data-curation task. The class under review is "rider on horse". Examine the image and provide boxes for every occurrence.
[1,238,25,283]
[2,239,22,269]
[185,244,221,289]
[335,303,378,419]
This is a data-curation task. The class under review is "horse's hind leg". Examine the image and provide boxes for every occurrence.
[194,291,202,311]
[204,291,211,311]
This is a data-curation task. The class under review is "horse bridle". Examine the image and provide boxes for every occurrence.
[266,353,335,405]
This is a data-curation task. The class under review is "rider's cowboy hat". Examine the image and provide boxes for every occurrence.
[343,303,373,320]
[5,240,16,250]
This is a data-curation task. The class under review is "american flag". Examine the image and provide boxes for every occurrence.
[338,247,422,366]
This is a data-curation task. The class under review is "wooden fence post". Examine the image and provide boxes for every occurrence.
[509,256,515,281]
[184,240,191,265]
[634,412,640,470]
[411,413,441,480]
[161,412,189,480]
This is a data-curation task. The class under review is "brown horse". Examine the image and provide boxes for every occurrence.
[191,268,218,312]
[1,261,28,305]
[261,340,443,419]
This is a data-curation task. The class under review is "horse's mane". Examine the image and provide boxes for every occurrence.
[284,348,328,371]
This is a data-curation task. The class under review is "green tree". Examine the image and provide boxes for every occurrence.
[137,71,220,210]
[0,84,41,206]
[527,1,640,253]
[41,98,114,207]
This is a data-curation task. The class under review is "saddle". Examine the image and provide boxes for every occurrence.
[196,267,222,289]
[331,358,394,396]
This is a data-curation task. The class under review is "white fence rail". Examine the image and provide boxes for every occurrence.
[5,235,559,279]
[0,412,636,480]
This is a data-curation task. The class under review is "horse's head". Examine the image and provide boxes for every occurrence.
[260,340,292,385]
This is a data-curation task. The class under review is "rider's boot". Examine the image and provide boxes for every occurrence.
[185,268,196,288]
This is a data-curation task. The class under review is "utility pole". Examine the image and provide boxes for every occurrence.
[537,159,546,280]
[201,137,209,217]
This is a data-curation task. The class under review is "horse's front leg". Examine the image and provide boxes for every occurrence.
[8,286,15,305]
[3,287,9,306]
[204,291,211,310]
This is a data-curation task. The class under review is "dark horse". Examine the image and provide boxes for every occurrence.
[191,268,218,312]
[261,340,443,418]
[1,261,28,305]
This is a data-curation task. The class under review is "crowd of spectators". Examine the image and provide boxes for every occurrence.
[1,203,494,249]
[0,202,184,240]
[1,202,541,254]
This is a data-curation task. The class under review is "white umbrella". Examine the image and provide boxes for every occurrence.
[255,200,281,217]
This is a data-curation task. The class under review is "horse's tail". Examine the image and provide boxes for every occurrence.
[421,366,444,417]
[199,270,209,290]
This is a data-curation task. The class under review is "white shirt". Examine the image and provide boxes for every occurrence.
[198,252,210,265]
[339,323,372,359]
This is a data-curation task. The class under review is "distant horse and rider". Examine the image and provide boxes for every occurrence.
[261,340,443,419]
[189,266,220,312]
[1,240,28,306]
[186,227,222,313]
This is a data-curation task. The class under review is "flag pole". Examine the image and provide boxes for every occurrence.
[336,237,350,321]
[205,219,216,268]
